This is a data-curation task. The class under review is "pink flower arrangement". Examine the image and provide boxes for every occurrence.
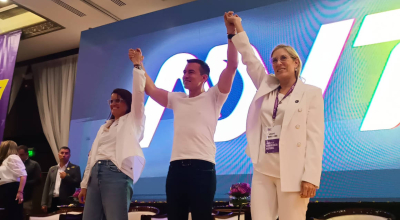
[72,188,81,198]
[229,183,251,198]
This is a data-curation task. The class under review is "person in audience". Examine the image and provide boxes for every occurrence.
[41,147,81,213]
[78,59,146,220]
[226,13,325,220]
[128,12,238,220]
[0,141,27,220]
[18,145,41,215]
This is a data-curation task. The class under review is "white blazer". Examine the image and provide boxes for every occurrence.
[81,68,146,188]
[232,32,325,192]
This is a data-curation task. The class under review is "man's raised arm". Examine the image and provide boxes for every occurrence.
[217,12,239,94]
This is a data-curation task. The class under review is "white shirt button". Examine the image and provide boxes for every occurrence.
[297,142,301,147]
[296,125,300,129]
[298,108,302,112]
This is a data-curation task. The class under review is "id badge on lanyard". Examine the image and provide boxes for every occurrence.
[265,80,297,154]
[264,125,281,153]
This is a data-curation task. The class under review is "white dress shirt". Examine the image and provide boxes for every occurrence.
[0,155,27,186]
[53,161,69,197]
[95,119,118,162]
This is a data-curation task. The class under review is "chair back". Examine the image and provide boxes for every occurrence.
[214,213,245,220]
[319,209,396,220]
[142,210,219,220]
[29,214,61,220]
[30,211,83,220]
[59,211,83,220]
[128,206,160,220]
[141,213,168,220]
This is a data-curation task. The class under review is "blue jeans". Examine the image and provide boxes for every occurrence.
[82,160,133,220]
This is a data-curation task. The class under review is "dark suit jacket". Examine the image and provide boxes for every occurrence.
[24,158,42,201]
[41,162,81,207]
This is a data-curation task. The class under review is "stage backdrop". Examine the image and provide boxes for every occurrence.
[0,31,21,141]
[69,0,400,201]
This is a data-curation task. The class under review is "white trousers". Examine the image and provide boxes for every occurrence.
[251,170,310,220]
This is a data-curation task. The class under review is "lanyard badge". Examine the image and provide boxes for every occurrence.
[265,80,297,154]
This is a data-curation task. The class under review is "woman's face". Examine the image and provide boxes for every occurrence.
[271,48,299,82]
[109,93,128,119]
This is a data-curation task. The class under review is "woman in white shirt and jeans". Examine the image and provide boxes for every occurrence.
[0,140,27,220]
[78,61,146,220]
[227,13,325,220]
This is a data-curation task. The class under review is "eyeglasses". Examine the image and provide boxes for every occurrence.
[107,98,124,105]
[270,55,290,64]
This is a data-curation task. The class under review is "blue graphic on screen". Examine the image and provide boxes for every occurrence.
[69,0,400,201]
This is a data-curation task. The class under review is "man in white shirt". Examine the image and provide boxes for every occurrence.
[128,12,239,220]
[41,147,81,213]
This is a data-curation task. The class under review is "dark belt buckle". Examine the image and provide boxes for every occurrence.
[182,161,191,166]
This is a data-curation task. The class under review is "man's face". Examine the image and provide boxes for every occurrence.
[182,63,208,90]
[18,149,29,162]
[58,149,71,163]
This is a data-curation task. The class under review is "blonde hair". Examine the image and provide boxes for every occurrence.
[0,140,18,166]
[271,44,302,78]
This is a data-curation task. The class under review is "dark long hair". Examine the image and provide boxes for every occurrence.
[108,88,132,120]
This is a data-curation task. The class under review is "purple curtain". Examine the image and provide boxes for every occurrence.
[0,30,22,141]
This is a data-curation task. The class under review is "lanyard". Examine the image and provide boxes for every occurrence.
[272,80,297,122]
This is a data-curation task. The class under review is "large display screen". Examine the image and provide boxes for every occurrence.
[69,0,400,201]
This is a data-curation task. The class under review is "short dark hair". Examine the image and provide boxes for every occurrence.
[109,88,132,120]
[187,59,210,76]
[18,145,29,154]
[59,146,71,154]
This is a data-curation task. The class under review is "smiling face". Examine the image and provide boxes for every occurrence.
[182,63,208,91]
[109,93,128,120]
[271,48,300,83]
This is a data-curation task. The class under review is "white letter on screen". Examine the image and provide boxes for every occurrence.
[206,44,263,142]
[301,19,354,94]
[353,9,400,47]
[360,43,400,131]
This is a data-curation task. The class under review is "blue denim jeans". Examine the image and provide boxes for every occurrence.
[82,160,133,220]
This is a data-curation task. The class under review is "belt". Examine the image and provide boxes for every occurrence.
[96,160,114,165]
[170,159,214,168]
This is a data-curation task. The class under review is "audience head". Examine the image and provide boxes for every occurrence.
[270,44,302,82]
[0,140,18,166]
[58,146,71,164]
[183,59,210,91]
[18,145,29,162]
[108,88,132,120]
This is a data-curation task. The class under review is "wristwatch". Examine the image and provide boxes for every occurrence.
[228,34,236,39]
[134,64,142,70]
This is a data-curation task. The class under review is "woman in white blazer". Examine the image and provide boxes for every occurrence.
[227,13,324,220]
[78,53,146,220]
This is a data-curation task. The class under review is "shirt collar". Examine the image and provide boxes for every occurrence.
[58,161,70,169]
[104,118,119,131]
